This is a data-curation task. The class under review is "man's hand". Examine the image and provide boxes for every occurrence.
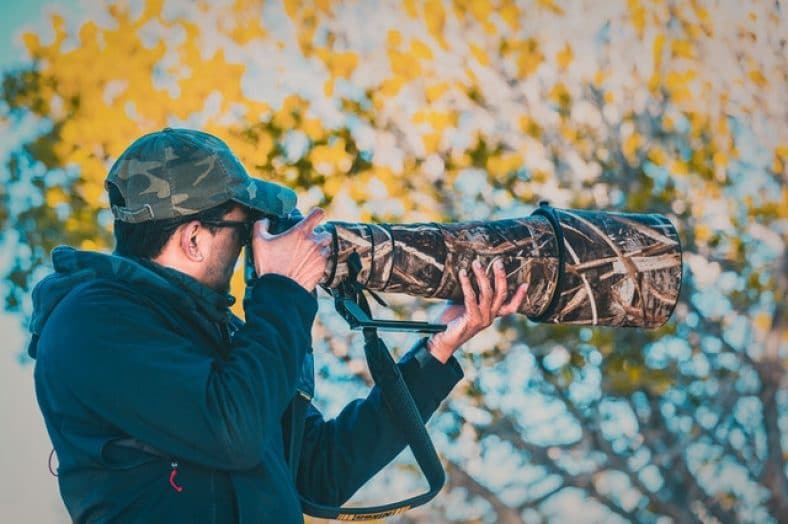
[426,258,528,363]
[252,208,332,292]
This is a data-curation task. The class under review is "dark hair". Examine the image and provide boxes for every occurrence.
[110,185,239,258]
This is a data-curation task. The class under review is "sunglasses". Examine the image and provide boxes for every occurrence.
[200,219,254,241]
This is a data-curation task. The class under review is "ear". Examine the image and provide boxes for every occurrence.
[179,221,206,262]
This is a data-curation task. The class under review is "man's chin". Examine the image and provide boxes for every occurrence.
[206,277,232,295]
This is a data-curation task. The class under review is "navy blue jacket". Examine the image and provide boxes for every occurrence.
[29,247,463,523]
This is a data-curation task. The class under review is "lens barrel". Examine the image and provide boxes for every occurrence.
[313,205,681,328]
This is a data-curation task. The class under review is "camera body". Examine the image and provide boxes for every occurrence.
[243,211,306,287]
[266,213,304,235]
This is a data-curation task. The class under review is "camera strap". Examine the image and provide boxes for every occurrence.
[292,287,445,520]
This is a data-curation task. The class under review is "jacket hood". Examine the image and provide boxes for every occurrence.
[28,246,232,358]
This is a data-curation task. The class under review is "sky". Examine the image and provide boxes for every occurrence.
[0,1,75,70]
[1,2,77,522]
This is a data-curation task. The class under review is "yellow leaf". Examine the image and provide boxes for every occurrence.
[515,38,543,78]
[273,94,300,128]
[412,110,456,133]
[330,51,359,79]
[424,0,447,48]
[628,0,646,38]
[45,187,68,207]
[78,176,106,205]
[283,0,302,19]
[753,312,771,333]
[664,70,697,103]
[669,160,689,176]
[648,147,667,166]
[694,223,711,242]
[409,39,433,60]
[403,0,418,18]
[22,31,40,55]
[548,82,571,108]
[323,78,334,97]
[388,50,421,78]
[469,0,493,26]
[226,1,268,44]
[560,123,577,142]
[379,77,405,97]
[623,132,643,163]
[556,43,573,70]
[229,267,246,319]
[78,20,98,48]
[323,175,344,199]
[712,151,727,168]
[653,33,665,71]
[50,13,68,48]
[486,152,523,178]
[499,1,521,31]
[80,239,98,250]
[469,43,489,66]
[519,115,542,138]
[537,0,564,15]
[688,111,707,139]
[425,82,450,103]
[670,39,694,59]
[387,29,403,48]
[422,132,442,154]
[302,117,324,141]
[313,0,332,14]
[310,139,353,176]
[532,169,549,183]
[748,69,768,87]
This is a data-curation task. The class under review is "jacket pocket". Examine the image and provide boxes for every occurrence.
[100,437,162,470]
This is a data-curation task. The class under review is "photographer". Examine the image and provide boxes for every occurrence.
[29,128,527,523]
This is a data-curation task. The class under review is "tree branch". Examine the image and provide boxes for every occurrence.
[532,356,698,523]
[444,459,523,524]
[756,248,788,518]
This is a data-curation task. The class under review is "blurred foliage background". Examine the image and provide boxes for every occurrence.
[0,0,785,522]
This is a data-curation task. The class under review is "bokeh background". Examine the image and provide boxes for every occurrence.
[0,0,785,522]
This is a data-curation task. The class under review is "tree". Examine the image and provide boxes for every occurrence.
[2,0,785,521]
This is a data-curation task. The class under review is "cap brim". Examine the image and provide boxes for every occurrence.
[230,178,297,217]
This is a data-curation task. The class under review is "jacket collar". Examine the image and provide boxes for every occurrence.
[136,258,235,324]
[29,246,237,359]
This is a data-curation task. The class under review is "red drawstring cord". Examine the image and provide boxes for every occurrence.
[169,462,183,492]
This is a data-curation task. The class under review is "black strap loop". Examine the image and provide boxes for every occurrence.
[291,255,445,520]
[529,201,566,323]
[296,329,445,520]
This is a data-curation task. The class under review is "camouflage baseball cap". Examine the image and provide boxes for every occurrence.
[106,127,297,223]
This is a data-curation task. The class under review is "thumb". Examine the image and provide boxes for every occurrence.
[296,208,325,233]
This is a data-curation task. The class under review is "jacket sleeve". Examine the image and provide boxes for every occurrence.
[295,338,463,505]
[40,274,317,470]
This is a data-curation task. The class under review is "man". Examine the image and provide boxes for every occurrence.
[29,128,527,523]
